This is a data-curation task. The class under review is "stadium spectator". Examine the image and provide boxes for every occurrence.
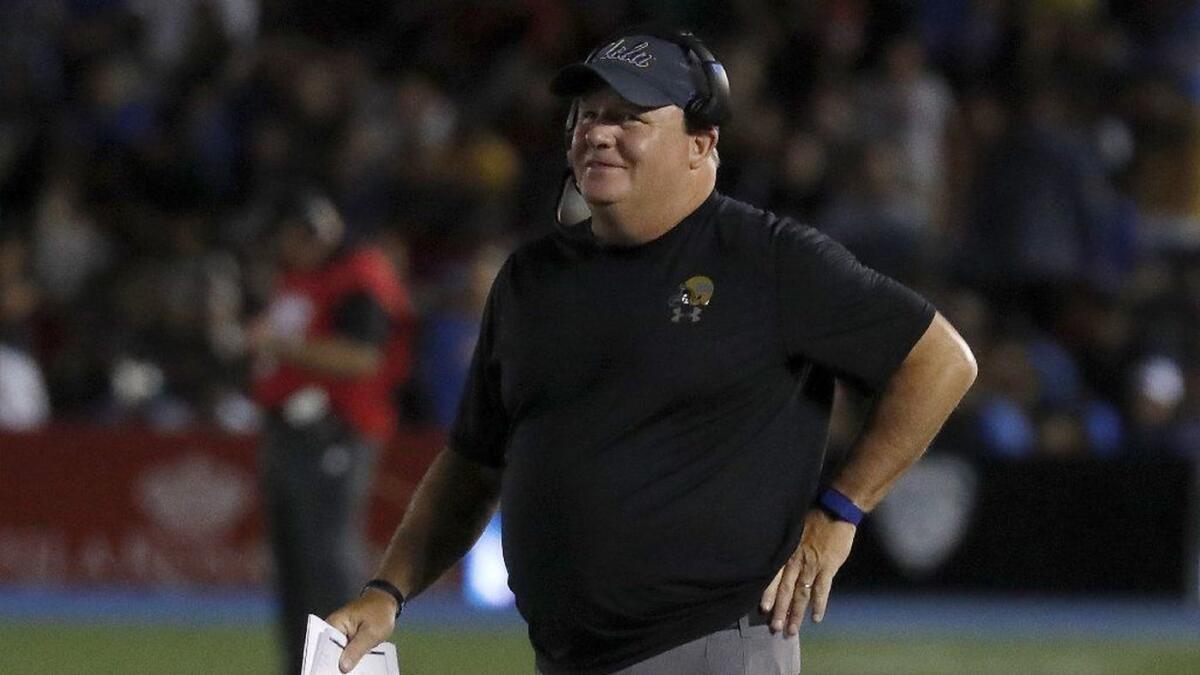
[0,232,50,430]
[416,239,509,429]
[248,191,413,675]
[1126,354,1189,456]
[819,139,929,283]
[974,338,1040,458]
[959,81,1124,309]
[858,32,955,227]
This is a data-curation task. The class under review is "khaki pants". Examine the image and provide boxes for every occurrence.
[536,615,802,675]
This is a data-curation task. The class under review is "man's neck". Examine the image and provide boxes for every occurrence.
[590,174,716,246]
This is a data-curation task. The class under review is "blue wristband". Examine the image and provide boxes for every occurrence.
[817,488,865,525]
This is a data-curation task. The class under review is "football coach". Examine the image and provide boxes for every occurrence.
[329,27,976,675]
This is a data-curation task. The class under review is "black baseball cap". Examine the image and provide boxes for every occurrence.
[550,35,700,109]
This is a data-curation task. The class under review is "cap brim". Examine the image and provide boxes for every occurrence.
[549,63,675,108]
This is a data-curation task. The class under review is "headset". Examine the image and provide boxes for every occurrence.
[556,28,731,226]
[676,30,733,129]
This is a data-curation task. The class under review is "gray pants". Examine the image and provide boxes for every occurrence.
[537,615,801,675]
[260,413,377,675]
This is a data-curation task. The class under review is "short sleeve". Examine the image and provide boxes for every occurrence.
[773,219,934,393]
[448,266,510,468]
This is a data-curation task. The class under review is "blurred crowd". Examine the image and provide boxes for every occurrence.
[1,0,1199,460]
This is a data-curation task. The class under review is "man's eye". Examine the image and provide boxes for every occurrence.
[579,110,597,122]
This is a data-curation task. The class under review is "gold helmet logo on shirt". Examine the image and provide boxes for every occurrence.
[682,276,714,307]
[669,275,714,323]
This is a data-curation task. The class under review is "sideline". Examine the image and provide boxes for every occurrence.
[1,587,1197,640]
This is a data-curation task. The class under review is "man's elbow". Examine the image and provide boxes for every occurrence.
[932,312,977,395]
[321,341,384,377]
[950,338,978,393]
[905,312,977,399]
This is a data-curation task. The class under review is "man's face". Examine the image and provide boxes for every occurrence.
[569,88,692,208]
[276,221,327,271]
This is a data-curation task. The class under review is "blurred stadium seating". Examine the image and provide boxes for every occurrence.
[1,1,1199,672]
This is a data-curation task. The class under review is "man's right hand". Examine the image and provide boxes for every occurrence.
[326,590,398,673]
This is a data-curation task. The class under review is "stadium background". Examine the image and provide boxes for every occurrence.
[1,0,1199,672]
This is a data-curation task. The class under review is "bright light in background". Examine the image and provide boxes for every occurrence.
[463,512,513,608]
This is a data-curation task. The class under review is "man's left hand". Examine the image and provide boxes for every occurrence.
[760,508,856,635]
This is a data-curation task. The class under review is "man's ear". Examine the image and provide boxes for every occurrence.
[689,127,719,169]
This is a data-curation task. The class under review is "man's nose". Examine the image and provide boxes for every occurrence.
[584,123,615,148]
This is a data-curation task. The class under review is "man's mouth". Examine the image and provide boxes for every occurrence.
[585,159,625,170]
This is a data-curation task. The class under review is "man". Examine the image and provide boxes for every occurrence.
[330,31,976,674]
[249,191,413,675]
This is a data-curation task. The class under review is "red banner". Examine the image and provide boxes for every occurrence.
[0,426,443,587]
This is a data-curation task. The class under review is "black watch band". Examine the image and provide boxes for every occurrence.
[361,578,406,619]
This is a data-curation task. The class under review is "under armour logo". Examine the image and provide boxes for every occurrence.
[671,306,702,323]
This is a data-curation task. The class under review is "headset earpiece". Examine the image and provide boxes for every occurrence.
[675,31,731,129]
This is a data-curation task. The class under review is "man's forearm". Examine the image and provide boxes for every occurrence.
[831,312,976,511]
[373,448,502,601]
[275,337,383,377]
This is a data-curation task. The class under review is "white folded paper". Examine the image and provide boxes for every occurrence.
[301,614,400,675]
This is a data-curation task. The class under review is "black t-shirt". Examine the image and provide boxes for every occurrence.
[451,191,934,673]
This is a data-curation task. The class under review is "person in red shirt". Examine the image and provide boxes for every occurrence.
[248,191,413,675]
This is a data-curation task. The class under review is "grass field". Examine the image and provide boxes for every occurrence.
[5,623,1200,674]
